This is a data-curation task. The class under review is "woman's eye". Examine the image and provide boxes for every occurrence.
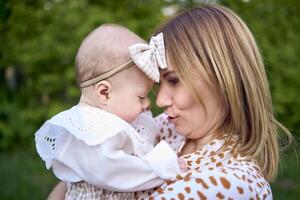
[167,77,179,86]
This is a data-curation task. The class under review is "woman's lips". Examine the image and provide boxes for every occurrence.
[167,116,178,124]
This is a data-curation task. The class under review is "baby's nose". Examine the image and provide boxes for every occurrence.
[143,98,150,111]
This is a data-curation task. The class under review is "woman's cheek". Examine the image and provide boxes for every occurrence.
[174,88,196,110]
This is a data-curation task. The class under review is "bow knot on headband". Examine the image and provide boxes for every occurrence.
[80,33,167,88]
[129,32,167,83]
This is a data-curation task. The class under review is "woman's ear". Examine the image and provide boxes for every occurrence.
[94,80,112,104]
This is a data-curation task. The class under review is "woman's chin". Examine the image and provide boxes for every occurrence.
[173,124,186,136]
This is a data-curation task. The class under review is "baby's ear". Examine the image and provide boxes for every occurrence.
[94,80,112,104]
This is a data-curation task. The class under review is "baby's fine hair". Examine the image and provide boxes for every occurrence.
[75,23,145,86]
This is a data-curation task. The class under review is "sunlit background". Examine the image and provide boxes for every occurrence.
[0,0,299,199]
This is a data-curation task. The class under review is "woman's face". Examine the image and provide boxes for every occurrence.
[156,62,224,140]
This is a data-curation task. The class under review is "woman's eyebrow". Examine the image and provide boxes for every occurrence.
[162,71,175,78]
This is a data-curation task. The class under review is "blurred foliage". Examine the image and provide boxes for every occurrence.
[0,0,165,150]
[0,0,299,199]
[0,0,299,151]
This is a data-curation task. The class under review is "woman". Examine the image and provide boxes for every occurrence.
[136,4,292,199]
[48,4,292,200]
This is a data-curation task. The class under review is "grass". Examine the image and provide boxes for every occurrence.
[271,150,300,199]
[0,146,299,199]
[0,148,57,200]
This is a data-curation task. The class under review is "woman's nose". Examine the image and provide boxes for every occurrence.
[155,87,172,108]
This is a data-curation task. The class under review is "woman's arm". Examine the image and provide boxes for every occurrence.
[47,181,67,200]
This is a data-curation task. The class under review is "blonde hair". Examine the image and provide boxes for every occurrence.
[157,4,293,181]
[75,23,144,86]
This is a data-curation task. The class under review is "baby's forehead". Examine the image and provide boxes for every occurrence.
[125,66,154,89]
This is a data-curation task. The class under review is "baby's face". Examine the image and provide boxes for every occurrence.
[107,67,154,123]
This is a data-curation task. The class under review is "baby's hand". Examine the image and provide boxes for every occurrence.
[178,158,188,172]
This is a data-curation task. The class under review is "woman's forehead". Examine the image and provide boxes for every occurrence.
[160,71,176,79]
[160,61,175,77]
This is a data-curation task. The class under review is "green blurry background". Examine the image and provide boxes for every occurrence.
[0,0,299,199]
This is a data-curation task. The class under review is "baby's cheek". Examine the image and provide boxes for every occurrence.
[129,104,144,122]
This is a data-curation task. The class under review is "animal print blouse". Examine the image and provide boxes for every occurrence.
[136,114,272,200]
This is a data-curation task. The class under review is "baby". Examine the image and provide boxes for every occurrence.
[35,24,184,199]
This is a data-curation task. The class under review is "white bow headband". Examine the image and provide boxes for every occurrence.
[129,32,167,83]
[80,33,167,87]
